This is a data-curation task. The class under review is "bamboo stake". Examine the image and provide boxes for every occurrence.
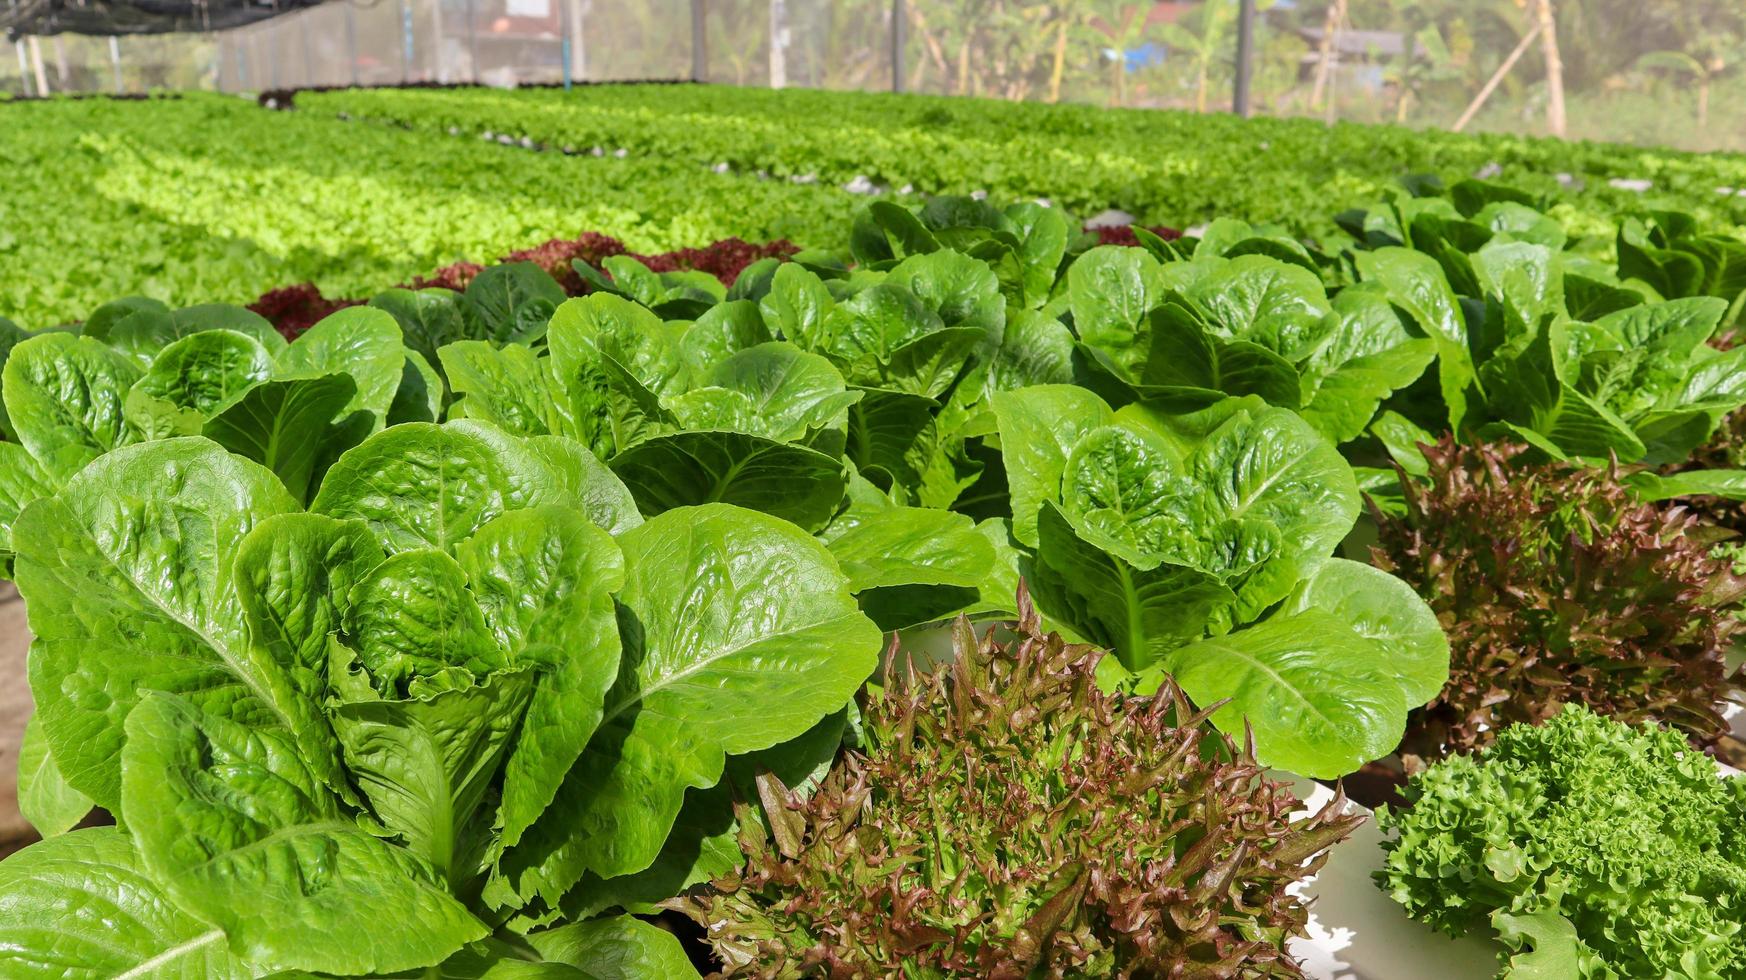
[14,39,31,97]
[1324,44,1337,124]
[768,0,785,89]
[1535,0,1565,137]
[910,5,950,85]
[1309,0,1345,109]
[1048,16,1066,103]
[27,34,47,95]
[1452,19,1541,132]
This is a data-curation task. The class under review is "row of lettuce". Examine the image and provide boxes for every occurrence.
[303,83,1746,244]
[0,94,861,330]
[9,83,1746,334]
[247,229,805,335]
[0,180,1743,977]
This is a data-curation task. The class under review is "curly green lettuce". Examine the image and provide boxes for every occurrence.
[1376,705,1746,979]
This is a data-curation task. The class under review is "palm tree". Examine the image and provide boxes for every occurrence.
[1098,2,1152,107]
[1634,6,1746,130]
[1158,0,1241,113]
[1369,0,1462,124]
[1640,46,1745,129]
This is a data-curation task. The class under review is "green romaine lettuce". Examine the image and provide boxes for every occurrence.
[7,420,882,976]
[994,386,1447,777]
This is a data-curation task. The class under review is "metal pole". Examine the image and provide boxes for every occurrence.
[690,0,705,82]
[236,30,249,89]
[1233,0,1255,117]
[109,36,123,92]
[400,0,413,82]
[891,0,905,93]
[559,0,571,89]
[344,0,358,85]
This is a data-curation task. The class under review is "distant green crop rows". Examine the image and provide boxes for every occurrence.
[0,94,860,329]
[309,84,1746,241]
[6,85,1746,330]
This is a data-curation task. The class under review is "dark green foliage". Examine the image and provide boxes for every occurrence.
[1668,407,1746,532]
[675,588,1362,978]
[1371,438,1746,762]
[1377,705,1746,978]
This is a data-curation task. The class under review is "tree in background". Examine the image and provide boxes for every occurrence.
[1156,0,1241,113]
[902,0,1069,99]
[1374,0,1461,124]
[577,0,690,81]
[1092,3,1151,107]
[705,0,767,86]
[1633,0,1746,129]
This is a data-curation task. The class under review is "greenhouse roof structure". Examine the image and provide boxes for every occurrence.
[3,0,324,38]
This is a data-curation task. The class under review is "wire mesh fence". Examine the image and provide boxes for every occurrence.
[4,1,1743,154]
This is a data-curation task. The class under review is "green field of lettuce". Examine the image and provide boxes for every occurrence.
[305,83,1746,237]
[6,83,1746,330]
[0,93,860,328]
[1,83,1745,979]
